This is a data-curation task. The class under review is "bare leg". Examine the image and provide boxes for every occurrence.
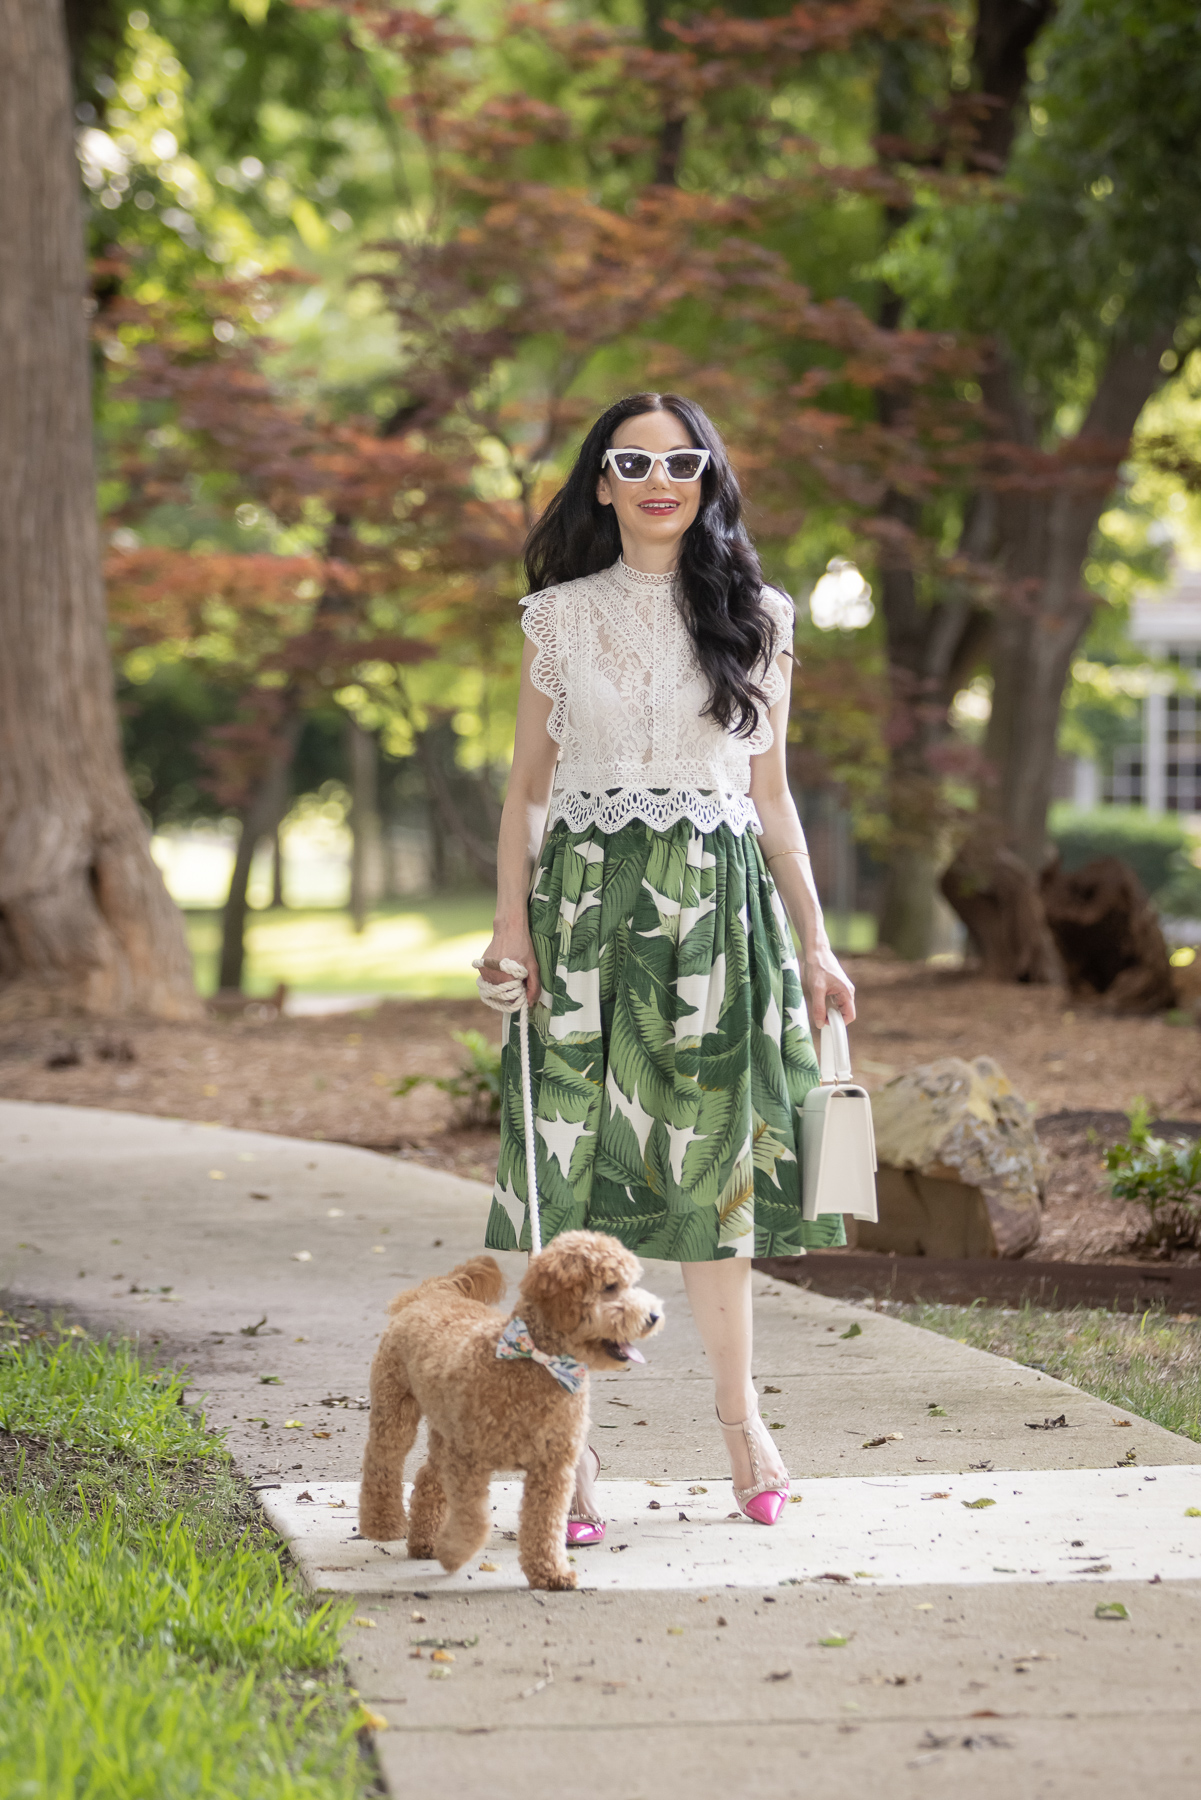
[570,1443,602,1524]
[680,1258,787,1492]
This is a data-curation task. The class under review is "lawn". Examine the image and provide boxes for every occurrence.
[0,1314,374,1800]
[184,899,877,1001]
[186,896,498,999]
[898,1300,1201,1443]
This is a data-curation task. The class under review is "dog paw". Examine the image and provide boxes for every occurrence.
[528,1566,578,1592]
[406,1538,436,1561]
[359,1511,406,1542]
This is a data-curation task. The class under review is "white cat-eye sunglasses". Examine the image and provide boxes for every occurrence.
[600,446,712,483]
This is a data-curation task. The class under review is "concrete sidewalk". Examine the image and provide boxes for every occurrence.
[3,1099,1200,1798]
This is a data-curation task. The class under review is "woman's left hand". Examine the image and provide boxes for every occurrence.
[803,943,856,1028]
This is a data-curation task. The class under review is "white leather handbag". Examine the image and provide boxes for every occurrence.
[801,1004,878,1223]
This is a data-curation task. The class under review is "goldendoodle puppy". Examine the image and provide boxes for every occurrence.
[358,1231,663,1590]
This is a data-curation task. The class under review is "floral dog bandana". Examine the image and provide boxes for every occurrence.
[495,1315,586,1393]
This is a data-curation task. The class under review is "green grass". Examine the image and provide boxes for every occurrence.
[0,1317,371,1800]
[898,1300,1201,1443]
[185,895,497,999]
[184,896,875,1000]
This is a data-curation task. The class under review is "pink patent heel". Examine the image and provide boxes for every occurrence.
[717,1407,789,1525]
[566,1444,605,1547]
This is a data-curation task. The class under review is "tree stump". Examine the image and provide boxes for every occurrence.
[1040,854,1176,1014]
[940,832,1060,983]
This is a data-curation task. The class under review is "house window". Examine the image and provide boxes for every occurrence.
[1166,758,1201,812]
[1105,745,1144,804]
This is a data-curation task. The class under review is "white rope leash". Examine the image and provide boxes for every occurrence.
[472,956,541,1253]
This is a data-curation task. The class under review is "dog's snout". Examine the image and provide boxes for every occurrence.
[648,1311,662,1326]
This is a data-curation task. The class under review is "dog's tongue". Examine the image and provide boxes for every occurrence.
[619,1344,646,1363]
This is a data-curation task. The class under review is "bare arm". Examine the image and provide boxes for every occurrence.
[748,651,856,1028]
[477,637,560,1006]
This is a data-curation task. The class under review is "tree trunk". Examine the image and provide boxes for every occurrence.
[218,723,298,992]
[0,0,197,1020]
[941,830,1059,982]
[270,823,285,909]
[982,338,1173,870]
[347,716,380,934]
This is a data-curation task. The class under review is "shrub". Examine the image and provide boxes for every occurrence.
[1048,804,1196,901]
[1105,1098,1201,1251]
[394,1028,503,1126]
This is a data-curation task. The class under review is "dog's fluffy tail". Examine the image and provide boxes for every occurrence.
[386,1253,505,1317]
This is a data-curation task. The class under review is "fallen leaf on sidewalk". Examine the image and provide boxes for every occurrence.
[863,1433,903,1448]
[914,1603,934,1611]
[1112,1419,1133,1428]
[688,1485,708,1494]
[840,1323,862,1339]
[312,1430,331,1439]
[240,1315,268,1336]
[353,1617,377,1629]
[815,1572,851,1584]
[927,1404,948,1417]
[963,1497,996,1509]
[819,1636,849,1648]
[428,1668,452,1681]
[431,1650,455,1663]
[283,1420,303,1430]
[922,1492,951,1501]
[292,1252,312,1263]
[328,1498,347,1508]
[296,1490,313,1502]
[611,1543,631,1552]
[478,1561,498,1571]
[1185,1508,1201,1517]
[1025,1415,1068,1430]
[259,1375,282,1385]
[763,1385,782,1394]
[1095,1603,1129,1621]
[667,1626,684,1635]
[1074,1564,1112,1575]
[646,1479,669,1487]
[355,1706,388,1732]
[767,1667,795,1678]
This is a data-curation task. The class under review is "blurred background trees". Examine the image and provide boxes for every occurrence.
[4,0,1201,1014]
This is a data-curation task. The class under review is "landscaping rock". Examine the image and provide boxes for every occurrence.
[859,1056,1047,1259]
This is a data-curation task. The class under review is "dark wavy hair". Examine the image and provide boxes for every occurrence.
[523,392,780,737]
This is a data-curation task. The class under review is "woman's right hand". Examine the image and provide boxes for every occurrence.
[477,930,541,1008]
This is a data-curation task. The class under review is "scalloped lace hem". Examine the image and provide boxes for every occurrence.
[547,787,763,837]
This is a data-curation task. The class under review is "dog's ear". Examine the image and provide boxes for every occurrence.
[519,1236,603,1335]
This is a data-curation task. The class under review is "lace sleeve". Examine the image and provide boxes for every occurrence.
[746,586,795,750]
[520,587,568,747]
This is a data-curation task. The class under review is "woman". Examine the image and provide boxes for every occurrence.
[476,392,856,1544]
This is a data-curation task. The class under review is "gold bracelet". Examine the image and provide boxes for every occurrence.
[766,850,810,865]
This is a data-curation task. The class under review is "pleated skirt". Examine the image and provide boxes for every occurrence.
[483,815,846,1262]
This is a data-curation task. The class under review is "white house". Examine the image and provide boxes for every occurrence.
[1073,564,1201,815]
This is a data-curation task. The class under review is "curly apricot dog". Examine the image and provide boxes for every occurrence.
[358,1231,663,1591]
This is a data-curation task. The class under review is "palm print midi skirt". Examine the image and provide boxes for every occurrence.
[483,815,846,1262]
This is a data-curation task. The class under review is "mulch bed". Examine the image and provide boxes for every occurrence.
[2,951,1200,1264]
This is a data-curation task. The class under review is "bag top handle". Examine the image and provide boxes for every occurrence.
[818,1001,853,1084]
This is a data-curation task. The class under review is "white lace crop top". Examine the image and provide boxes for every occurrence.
[521,557,794,838]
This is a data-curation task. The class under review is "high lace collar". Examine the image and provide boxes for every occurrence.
[614,556,677,592]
